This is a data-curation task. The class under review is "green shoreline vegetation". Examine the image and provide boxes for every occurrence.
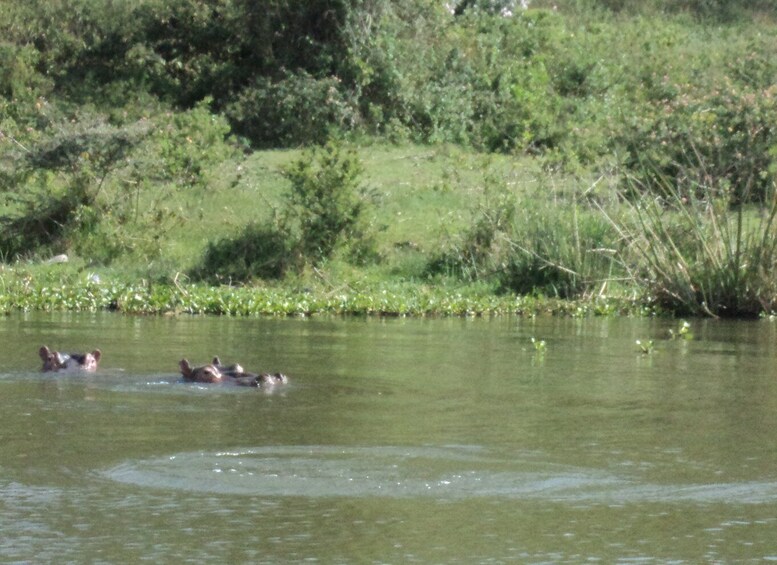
[2,1,777,318]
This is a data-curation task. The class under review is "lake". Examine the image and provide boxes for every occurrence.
[2,312,777,563]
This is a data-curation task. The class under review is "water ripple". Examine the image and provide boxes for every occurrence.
[100,445,777,504]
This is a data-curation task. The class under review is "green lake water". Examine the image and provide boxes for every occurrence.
[2,312,777,563]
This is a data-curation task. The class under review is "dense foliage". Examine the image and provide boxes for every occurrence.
[4,0,777,154]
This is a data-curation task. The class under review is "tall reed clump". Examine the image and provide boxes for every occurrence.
[607,174,777,317]
[497,192,622,299]
[427,170,622,299]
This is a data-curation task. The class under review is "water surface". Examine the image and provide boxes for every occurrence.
[2,312,777,562]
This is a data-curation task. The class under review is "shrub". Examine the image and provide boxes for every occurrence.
[0,43,51,102]
[148,98,236,188]
[476,57,566,154]
[189,141,377,282]
[0,103,234,263]
[497,197,620,298]
[192,222,293,283]
[226,71,359,148]
[427,168,620,298]
[282,141,375,265]
[0,118,151,259]
[616,80,777,206]
[426,171,516,281]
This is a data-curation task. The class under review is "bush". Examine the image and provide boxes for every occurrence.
[0,103,234,263]
[148,98,236,188]
[427,167,622,298]
[226,71,358,148]
[0,43,51,102]
[188,141,377,282]
[497,198,619,298]
[0,118,150,259]
[616,80,777,206]
[192,222,293,283]
[282,141,376,265]
[426,171,516,281]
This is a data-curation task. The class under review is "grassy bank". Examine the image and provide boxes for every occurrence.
[0,142,744,319]
[1,144,644,317]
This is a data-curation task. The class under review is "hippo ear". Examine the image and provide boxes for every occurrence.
[179,359,191,375]
[39,346,51,361]
[91,349,101,363]
[212,356,221,365]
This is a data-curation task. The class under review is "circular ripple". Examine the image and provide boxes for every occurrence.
[101,445,777,503]
[102,445,625,498]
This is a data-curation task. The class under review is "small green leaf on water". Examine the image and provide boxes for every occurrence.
[636,339,654,354]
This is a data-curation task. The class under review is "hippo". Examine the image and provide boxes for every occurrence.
[211,357,289,387]
[211,357,244,378]
[39,346,101,372]
[258,371,289,386]
[179,359,224,383]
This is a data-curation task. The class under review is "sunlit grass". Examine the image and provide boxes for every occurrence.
[108,144,545,282]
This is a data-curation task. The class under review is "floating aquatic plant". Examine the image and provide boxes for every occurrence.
[636,339,655,354]
[668,320,693,340]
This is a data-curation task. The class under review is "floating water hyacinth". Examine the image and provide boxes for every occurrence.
[636,339,654,354]
[0,267,656,318]
[668,320,693,340]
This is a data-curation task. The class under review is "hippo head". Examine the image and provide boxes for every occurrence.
[39,346,63,371]
[179,359,223,383]
[39,346,101,372]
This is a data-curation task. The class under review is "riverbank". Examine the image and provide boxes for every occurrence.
[3,140,777,319]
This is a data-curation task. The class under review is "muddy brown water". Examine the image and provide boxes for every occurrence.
[2,312,777,562]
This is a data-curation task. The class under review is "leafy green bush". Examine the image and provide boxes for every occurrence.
[427,168,621,298]
[226,72,358,148]
[0,102,235,263]
[371,9,573,152]
[192,222,293,283]
[148,98,236,188]
[0,43,51,103]
[189,141,377,282]
[282,141,375,265]
[616,80,777,205]
[0,118,150,259]
[425,171,516,281]
[497,198,619,298]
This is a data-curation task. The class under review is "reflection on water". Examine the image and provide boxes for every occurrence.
[3,312,777,563]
